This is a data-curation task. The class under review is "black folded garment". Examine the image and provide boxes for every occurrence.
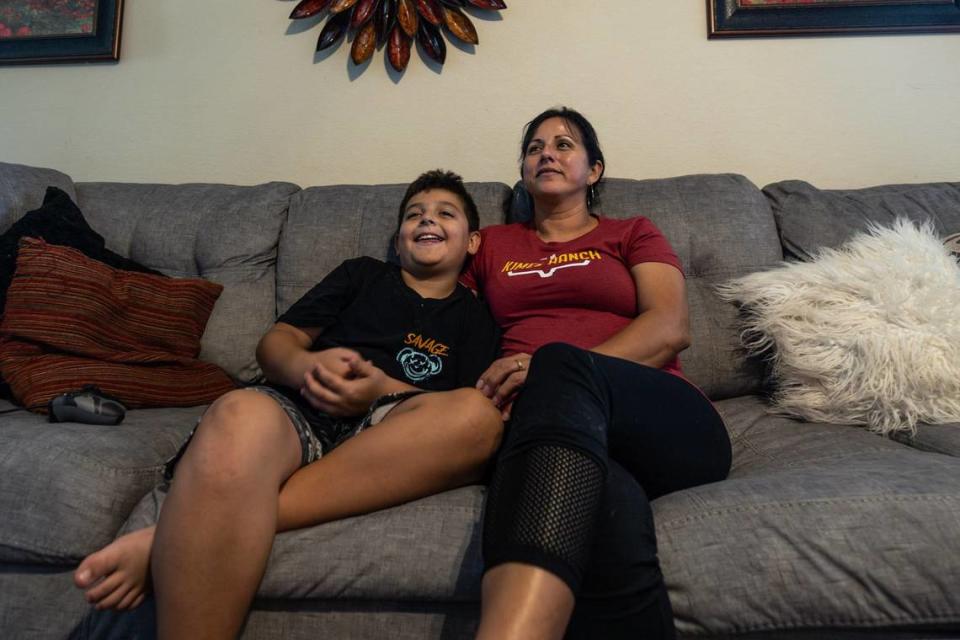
[0,185,164,316]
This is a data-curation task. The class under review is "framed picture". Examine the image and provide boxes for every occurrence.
[708,0,960,37]
[0,0,124,65]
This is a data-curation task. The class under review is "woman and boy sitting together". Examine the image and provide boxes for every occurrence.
[73,107,731,640]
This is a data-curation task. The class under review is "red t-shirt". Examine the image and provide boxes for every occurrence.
[461,216,685,378]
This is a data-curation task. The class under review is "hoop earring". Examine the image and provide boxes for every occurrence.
[588,184,596,209]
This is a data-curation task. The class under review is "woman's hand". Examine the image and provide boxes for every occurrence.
[300,355,387,417]
[476,353,532,419]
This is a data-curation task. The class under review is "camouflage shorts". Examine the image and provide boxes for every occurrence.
[163,386,425,481]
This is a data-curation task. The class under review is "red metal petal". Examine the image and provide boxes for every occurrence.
[351,20,377,64]
[316,10,351,51]
[416,19,446,64]
[442,5,477,45]
[397,0,419,38]
[290,0,333,20]
[464,0,505,9]
[388,26,411,71]
[415,0,444,26]
[329,0,361,13]
[375,0,397,46]
[351,0,379,29]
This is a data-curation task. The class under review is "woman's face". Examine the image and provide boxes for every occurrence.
[521,117,603,209]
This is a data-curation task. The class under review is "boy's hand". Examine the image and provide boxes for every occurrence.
[305,347,361,379]
[300,356,387,417]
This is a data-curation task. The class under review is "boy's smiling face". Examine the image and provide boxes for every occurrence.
[395,188,480,277]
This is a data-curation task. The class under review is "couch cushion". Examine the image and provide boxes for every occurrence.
[75,181,301,382]
[0,404,201,563]
[110,395,960,637]
[598,175,782,400]
[120,482,486,602]
[0,567,91,640]
[277,182,510,315]
[279,176,776,401]
[0,162,76,234]
[893,423,960,458]
[763,179,960,261]
[655,395,960,636]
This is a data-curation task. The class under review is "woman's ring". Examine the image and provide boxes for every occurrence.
[516,359,525,371]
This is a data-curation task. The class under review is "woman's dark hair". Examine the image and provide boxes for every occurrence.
[397,169,481,232]
[520,107,605,210]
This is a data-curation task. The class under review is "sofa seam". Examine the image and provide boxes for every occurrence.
[660,494,960,528]
[704,611,960,635]
[9,453,168,475]
[0,535,89,562]
[729,432,779,464]
[892,434,959,458]
[776,447,924,469]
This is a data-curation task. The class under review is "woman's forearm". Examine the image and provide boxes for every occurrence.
[590,310,690,368]
[592,262,690,367]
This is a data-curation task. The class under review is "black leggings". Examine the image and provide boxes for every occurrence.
[482,343,731,639]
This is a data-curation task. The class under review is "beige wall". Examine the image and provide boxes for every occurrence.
[1,1,958,189]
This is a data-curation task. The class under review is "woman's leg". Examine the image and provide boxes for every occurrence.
[477,342,730,640]
[477,344,611,640]
[477,461,673,640]
[565,462,676,640]
[479,563,575,640]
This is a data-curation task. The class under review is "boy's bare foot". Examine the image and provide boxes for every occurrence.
[73,526,155,610]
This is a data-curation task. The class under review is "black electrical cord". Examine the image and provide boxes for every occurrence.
[0,403,47,415]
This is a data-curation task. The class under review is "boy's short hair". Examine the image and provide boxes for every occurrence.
[397,170,481,232]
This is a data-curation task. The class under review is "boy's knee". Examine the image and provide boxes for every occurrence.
[443,388,504,454]
[202,390,290,438]
[186,390,291,480]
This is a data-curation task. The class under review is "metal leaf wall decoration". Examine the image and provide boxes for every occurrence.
[287,0,507,73]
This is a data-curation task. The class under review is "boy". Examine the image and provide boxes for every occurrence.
[74,171,502,639]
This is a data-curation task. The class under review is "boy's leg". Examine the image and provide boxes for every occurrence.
[150,389,303,640]
[74,389,304,621]
[276,387,502,532]
[74,526,155,610]
[76,387,502,623]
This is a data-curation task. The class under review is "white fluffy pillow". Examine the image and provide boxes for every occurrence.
[717,219,960,435]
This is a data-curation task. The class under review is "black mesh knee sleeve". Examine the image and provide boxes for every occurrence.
[483,444,607,593]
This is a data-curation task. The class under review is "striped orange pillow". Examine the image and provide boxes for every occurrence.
[0,238,236,410]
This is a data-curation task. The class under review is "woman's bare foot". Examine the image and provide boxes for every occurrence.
[73,526,155,610]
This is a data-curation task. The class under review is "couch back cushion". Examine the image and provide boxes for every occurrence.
[277,182,511,314]
[75,181,300,382]
[599,175,782,399]
[764,179,960,260]
[0,162,77,234]
[280,176,778,400]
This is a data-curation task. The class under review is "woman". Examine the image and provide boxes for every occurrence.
[461,108,732,639]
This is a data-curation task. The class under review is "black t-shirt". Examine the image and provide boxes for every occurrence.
[278,257,500,391]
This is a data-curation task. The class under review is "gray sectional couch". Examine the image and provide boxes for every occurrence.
[1,161,959,639]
